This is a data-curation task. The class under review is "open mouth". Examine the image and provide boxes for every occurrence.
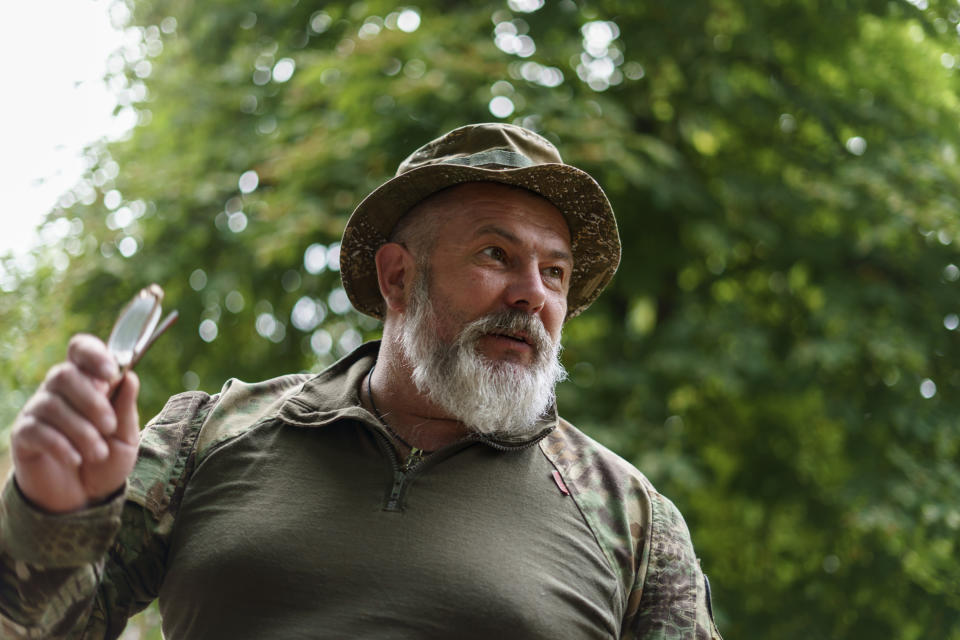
[489,331,532,347]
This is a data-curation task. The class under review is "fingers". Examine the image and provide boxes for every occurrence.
[111,371,141,447]
[23,389,111,462]
[10,334,142,513]
[43,362,117,436]
[12,414,84,468]
[67,333,119,383]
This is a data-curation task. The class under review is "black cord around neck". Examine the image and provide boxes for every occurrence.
[366,363,435,455]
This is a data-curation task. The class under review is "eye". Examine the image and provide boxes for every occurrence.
[481,246,507,262]
[543,265,565,282]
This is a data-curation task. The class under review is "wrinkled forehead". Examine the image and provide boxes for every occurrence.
[402,182,572,246]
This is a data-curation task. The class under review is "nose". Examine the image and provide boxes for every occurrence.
[505,261,547,314]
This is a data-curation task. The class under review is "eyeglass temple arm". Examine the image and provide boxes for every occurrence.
[126,310,179,372]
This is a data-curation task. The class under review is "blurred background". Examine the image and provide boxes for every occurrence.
[2,0,960,637]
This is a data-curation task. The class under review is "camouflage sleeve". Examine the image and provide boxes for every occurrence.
[0,390,215,639]
[629,491,723,640]
[538,420,722,639]
[0,478,125,638]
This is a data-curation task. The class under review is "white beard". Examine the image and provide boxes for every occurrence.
[398,270,567,438]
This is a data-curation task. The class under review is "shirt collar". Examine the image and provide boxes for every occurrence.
[278,340,557,447]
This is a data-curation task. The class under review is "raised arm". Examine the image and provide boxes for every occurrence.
[10,334,140,513]
[0,334,140,638]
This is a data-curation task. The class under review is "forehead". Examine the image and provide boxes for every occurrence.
[421,182,571,247]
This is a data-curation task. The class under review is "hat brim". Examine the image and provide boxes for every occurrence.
[340,162,620,320]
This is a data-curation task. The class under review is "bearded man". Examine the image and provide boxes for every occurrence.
[1,123,722,639]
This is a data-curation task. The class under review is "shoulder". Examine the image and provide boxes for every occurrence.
[539,418,654,492]
[539,419,707,638]
[538,419,656,599]
[144,373,312,451]
[129,373,312,521]
[195,373,313,460]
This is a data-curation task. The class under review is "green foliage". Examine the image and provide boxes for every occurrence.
[3,0,960,636]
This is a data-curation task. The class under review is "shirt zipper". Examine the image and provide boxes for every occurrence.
[385,448,428,511]
[369,426,484,512]
[366,421,552,512]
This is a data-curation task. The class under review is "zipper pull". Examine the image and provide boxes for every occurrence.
[403,447,426,472]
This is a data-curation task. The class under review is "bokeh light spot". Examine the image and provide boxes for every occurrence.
[779,113,797,133]
[623,61,645,80]
[238,170,259,193]
[257,116,277,135]
[311,329,333,355]
[359,18,382,40]
[104,190,122,210]
[404,59,426,79]
[228,211,248,233]
[272,58,296,82]
[310,12,331,34]
[199,319,218,342]
[397,9,421,33]
[189,269,207,291]
[489,96,515,118]
[182,370,200,390]
[225,290,245,313]
[256,312,285,342]
[845,136,867,156]
[114,207,134,228]
[291,296,325,331]
[117,236,138,257]
[822,555,840,574]
[327,242,341,271]
[328,287,351,314]
[582,21,619,56]
[134,60,152,79]
[338,328,362,355]
[304,243,327,274]
[507,0,544,12]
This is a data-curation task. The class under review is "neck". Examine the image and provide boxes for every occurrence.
[364,331,470,452]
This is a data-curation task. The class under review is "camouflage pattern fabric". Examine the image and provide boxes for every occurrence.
[541,420,723,640]
[0,343,721,639]
[0,478,123,639]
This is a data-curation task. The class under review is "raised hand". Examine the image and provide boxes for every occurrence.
[10,334,140,513]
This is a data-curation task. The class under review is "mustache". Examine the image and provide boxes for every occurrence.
[457,309,555,358]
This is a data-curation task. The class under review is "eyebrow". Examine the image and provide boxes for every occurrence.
[474,224,573,263]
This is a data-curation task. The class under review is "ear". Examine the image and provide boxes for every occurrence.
[375,242,416,313]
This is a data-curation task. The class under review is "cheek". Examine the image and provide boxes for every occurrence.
[468,267,502,288]
[542,297,567,340]
[453,270,507,305]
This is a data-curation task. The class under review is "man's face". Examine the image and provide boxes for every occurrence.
[411,182,572,352]
[397,183,573,436]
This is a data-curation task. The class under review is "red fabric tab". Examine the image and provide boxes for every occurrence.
[551,470,570,496]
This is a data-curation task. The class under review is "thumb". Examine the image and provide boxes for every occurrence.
[112,371,141,446]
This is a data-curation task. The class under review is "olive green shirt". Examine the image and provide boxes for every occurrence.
[0,342,721,639]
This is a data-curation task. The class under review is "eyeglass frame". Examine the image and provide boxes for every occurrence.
[106,283,179,375]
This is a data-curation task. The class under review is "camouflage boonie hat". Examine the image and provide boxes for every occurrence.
[339,122,621,320]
